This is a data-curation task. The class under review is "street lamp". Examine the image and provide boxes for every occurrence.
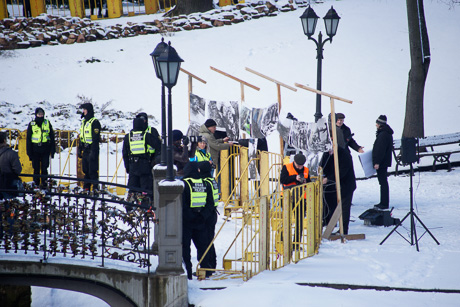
[156,42,184,181]
[300,5,341,122]
[150,38,168,166]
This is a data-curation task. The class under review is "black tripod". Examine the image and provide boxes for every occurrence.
[380,162,440,251]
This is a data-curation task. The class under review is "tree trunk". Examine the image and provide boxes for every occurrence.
[403,0,430,138]
[164,0,214,17]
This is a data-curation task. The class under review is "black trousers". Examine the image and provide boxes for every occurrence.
[341,192,354,235]
[182,220,210,279]
[205,209,218,269]
[82,150,99,190]
[377,167,389,207]
[31,152,50,186]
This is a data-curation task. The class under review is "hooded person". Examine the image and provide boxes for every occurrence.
[122,117,158,209]
[26,107,56,187]
[78,102,101,191]
[172,129,196,178]
[198,161,219,272]
[0,131,22,200]
[181,162,211,279]
[136,112,161,166]
[373,115,394,210]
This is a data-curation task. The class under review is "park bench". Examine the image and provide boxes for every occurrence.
[393,132,460,175]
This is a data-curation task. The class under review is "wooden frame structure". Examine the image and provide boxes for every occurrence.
[180,67,207,122]
[295,83,365,242]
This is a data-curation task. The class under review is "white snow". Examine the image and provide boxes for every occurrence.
[1,0,460,306]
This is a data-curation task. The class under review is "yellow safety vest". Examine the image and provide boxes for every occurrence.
[194,150,211,162]
[184,178,207,208]
[80,117,96,144]
[204,177,219,206]
[129,131,147,155]
[30,119,50,143]
[146,126,156,155]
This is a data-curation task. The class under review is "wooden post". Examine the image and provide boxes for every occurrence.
[245,67,297,156]
[180,67,207,123]
[295,83,364,242]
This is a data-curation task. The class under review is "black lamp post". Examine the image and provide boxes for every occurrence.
[300,5,340,122]
[156,42,184,181]
[150,38,168,166]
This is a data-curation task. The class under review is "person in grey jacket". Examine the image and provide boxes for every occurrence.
[198,119,234,169]
[0,132,22,199]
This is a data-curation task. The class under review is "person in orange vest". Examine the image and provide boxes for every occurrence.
[280,153,311,250]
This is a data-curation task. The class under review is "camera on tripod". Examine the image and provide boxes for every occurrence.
[189,135,202,143]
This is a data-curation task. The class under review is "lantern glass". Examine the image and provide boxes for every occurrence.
[299,6,319,37]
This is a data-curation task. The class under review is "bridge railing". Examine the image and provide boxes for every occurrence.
[0,174,155,272]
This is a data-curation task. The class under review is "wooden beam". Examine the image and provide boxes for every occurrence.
[295,83,353,104]
[245,67,297,92]
[180,67,207,122]
[180,67,207,84]
[210,66,260,91]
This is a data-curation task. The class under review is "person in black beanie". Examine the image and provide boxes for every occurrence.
[280,153,311,250]
[78,103,101,191]
[122,118,158,206]
[26,107,56,187]
[373,115,394,210]
[181,162,211,279]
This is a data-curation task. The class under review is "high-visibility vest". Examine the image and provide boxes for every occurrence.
[129,131,147,155]
[194,149,211,162]
[282,163,309,199]
[146,126,156,155]
[80,117,97,144]
[30,119,50,143]
[204,177,219,206]
[184,178,207,208]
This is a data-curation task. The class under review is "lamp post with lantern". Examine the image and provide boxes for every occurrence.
[150,38,168,166]
[155,42,184,181]
[300,5,341,122]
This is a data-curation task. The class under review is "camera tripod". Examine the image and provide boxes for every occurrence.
[380,163,440,251]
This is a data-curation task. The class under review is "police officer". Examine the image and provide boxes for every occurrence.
[78,103,101,191]
[122,118,159,204]
[198,161,219,272]
[26,107,55,187]
[181,162,211,280]
[135,112,161,166]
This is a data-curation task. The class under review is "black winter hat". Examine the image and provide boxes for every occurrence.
[294,153,306,166]
[136,112,148,124]
[376,115,387,125]
[204,119,217,128]
[173,129,183,142]
[35,107,45,116]
[336,113,345,119]
[80,103,93,112]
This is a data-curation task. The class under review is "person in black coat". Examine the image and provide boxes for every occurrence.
[78,103,101,191]
[0,132,22,200]
[329,113,364,153]
[320,146,357,235]
[198,161,218,272]
[122,118,159,203]
[372,115,394,210]
[181,162,211,280]
[26,107,56,187]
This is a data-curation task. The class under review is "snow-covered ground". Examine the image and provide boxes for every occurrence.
[1,0,460,306]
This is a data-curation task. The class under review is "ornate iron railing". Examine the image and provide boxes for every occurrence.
[0,175,156,273]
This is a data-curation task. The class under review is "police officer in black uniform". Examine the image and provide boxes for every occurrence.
[181,162,211,280]
[198,161,219,273]
[122,118,160,203]
[135,112,161,166]
[78,103,101,191]
[26,107,56,187]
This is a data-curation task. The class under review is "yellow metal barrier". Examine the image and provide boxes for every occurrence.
[197,148,323,281]
[2,127,127,194]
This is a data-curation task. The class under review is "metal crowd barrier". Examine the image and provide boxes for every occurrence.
[1,0,175,19]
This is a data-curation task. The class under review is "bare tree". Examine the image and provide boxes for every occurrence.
[165,0,214,17]
[403,0,431,138]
